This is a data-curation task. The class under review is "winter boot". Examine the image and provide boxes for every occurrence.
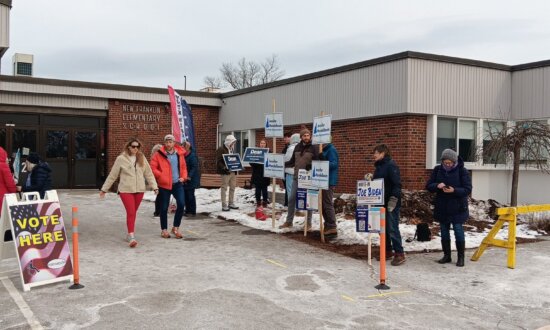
[456,241,465,267]
[255,206,267,221]
[438,239,452,264]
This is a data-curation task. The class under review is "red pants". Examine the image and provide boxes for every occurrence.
[119,193,144,233]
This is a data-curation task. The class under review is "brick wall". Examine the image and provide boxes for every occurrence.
[106,100,219,174]
[253,115,430,193]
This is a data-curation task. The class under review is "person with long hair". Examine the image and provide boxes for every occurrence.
[100,138,158,248]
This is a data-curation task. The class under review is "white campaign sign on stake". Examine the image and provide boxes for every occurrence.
[264,113,284,138]
[297,169,312,189]
[264,154,285,179]
[356,179,385,205]
[310,160,329,190]
[312,114,332,144]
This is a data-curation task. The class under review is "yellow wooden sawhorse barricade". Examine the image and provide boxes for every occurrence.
[471,204,550,269]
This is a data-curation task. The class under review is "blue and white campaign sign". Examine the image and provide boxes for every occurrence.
[264,154,285,179]
[312,114,332,144]
[356,206,381,233]
[265,113,284,138]
[311,160,329,190]
[296,188,308,210]
[356,179,385,205]
[297,169,312,189]
[222,154,243,172]
[306,189,319,211]
[243,147,269,164]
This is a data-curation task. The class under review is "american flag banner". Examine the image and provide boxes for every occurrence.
[167,85,196,149]
[9,200,73,287]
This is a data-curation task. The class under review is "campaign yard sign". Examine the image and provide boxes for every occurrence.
[310,160,329,190]
[264,154,285,179]
[243,147,269,164]
[312,114,332,144]
[264,113,284,138]
[356,179,385,205]
[297,169,312,189]
[3,191,73,291]
[222,154,244,172]
[355,205,381,233]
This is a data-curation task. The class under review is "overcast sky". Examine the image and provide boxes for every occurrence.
[2,0,550,91]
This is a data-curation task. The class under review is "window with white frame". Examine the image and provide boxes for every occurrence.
[483,121,507,165]
[519,120,549,164]
[219,130,250,156]
[436,117,477,163]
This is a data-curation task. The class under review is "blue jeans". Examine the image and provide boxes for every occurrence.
[159,182,185,230]
[440,222,465,242]
[386,206,404,254]
[184,187,196,215]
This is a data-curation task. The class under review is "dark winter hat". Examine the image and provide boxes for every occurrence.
[441,149,458,163]
[27,152,40,164]
[300,128,311,138]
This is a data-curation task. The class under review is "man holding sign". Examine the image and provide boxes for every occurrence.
[280,128,319,229]
[215,135,240,212]
[372,144,405,266]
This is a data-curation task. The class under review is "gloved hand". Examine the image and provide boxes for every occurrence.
[364,173,373,181]
[387,196,398,213]
[305,164,312,171]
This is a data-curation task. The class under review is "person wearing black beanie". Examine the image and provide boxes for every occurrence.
[17,152,52,199]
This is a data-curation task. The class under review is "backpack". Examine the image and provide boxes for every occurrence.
[414,223,432,242]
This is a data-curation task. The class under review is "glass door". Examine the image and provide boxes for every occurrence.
[45,130,69,188]
[73,131,98,187]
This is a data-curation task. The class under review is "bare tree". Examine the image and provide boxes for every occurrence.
[205,54,285,90]
[483,120,550,206]
[203,76,225,90]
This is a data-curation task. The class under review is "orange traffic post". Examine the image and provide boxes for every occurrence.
[375,207,390,290]
[69,206,84,289]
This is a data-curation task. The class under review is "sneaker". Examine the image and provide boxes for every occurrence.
[222,206,230,212]
[127,234,137,248]
[228,204,239,210]
[171,227,183,239]
[391,253,406,266]
[324,228,338,235]
[278,222,293,229]
[161,230,171,238]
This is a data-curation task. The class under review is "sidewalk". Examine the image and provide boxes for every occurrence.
[0,190,549,329]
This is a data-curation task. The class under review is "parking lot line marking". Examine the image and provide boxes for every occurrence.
[367,290,411,298]
[186,230,200,236]
[0,276,43,330]
[266,259,287,268]
[341,295,355,302]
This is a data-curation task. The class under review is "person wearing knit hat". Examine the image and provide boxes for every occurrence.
[299,128,310,138]
[426,147,472,267]
[17,152,53,199]
[215,134,239,211]
[440,148,458,163]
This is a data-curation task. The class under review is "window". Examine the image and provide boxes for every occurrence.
[519,120,549,164]
[436,117,477,163]
[219,130,250,156]
[483,121,506,165]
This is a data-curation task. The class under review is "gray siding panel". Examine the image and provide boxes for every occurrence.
[0,81,222,107]
[0,5,8,49]
[512,67,550,120]
[408,59,511,119]
[0,91,108,110]
[220,60,408,132]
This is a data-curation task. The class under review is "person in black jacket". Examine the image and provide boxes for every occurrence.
[17,152,52,199]
[372,144,405,266]
[183,141,200,216]
[250,139,270,207]
[281,131,292,207]
[426,149,472,267]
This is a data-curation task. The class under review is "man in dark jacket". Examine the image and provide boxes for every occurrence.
[183,141,200,216]
[281,131,292,207]
[372,144,405,266]
[426,148,472,267]
[321,141,339,235]
[280,128,319,229]
[17,152,52,199]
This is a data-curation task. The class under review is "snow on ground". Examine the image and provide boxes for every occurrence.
[143,187,543,252]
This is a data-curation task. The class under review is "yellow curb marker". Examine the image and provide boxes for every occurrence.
[367,290,411,298]
[266,259,287,268]
[341,295,355,302]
